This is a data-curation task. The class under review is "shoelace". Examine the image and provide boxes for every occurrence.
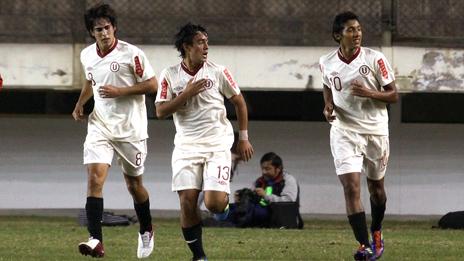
[373,231,382,249]
[141,232,152,247]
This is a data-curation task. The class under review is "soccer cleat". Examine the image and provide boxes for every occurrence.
[137,230,154,258]
[353,244,375,261]
[371,230,384,259]
[78,238,104,258]
[213,204,230,221]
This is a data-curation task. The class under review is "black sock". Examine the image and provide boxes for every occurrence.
[182,223,206,259]
[370,198,386,232]
[86,197,103,242]
[348,212,370,247]
[134,198,153,234]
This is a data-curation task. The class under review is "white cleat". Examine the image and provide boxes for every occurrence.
[137,230,154,258]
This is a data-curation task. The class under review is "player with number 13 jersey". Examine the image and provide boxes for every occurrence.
[157,60,239,152]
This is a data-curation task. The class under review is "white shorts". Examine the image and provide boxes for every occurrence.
[171,148,231,194]
[330,126,389,180]
[83,131,147,177]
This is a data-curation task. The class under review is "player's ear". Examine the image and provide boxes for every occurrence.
[182,43,190,54]
[333,33,341,42]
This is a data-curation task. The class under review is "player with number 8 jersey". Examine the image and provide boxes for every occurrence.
[73,3,158,259]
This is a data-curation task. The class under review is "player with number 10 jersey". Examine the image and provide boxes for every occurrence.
[319,46,395,135]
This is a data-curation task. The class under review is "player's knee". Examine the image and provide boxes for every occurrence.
[126,182,138,195]
[371,189,386,204]
[342,182,360,197]
[88,179,104,194]
[204,199,227,213]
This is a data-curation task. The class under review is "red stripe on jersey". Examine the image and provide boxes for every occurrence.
[377,59,388,80]
[160,78,168,99]
[0,74,3,91]
[223,68,237,89]
[134,56,144,77]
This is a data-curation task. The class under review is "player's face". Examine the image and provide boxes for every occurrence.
[339,19,362,50]
[185,32,209,65]
[261,160,281,179]
[91,18,116,53]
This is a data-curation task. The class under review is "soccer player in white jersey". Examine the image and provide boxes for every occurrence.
[319,11,398,260]
[155,23,254,261]
[72,3,157,259]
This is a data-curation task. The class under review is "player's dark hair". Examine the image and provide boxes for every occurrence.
[84,3,117,38]
[332,11,359,43]
[260,152,283,170]
[174,22,208,58]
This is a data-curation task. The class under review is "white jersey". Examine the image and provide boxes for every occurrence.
[155,60,240,152]
[319,47,395,135]
[81,39,155,141]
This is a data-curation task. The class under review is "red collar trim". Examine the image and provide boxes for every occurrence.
[181,61,203,76]
[337,47,360,64]
[97,39,118,58]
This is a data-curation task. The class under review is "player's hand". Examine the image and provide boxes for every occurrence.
[323,103,336,122]
[350,80,373,98]
[255,188,265,197]
[72,104,85,121]
[184,78,207,97]
[237,140,254,162]
[98,85,121,98]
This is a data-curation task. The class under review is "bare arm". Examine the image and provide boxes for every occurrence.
[322,84,336,122]
[351,80,399,104]
[72,80,93,121]
[155,78,207,119]
[229,93,254,161]
[98,77,158,98]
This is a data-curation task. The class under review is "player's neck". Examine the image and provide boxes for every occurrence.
[339,46,360,60]
[182,58,203,73]
[97,38,117,56]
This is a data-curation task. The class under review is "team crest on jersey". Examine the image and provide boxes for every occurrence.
[358,65,370,76]
[110,62,120,72]
[204,79,214,89]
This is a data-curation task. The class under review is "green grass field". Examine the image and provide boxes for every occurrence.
[0,216,463,261]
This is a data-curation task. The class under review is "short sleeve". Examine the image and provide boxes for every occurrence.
[219,67,240,98]
[373,52,395,87]
[319,57,331,88]
[132,48,156,82]
[80,49,91,81]
[155,69,172,104]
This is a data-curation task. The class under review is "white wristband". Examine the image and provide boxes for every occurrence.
[239,130,248,141]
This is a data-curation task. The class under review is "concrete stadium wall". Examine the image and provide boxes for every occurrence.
[1,44,464,216]
[0,100,463,216]
[1,44,464,92]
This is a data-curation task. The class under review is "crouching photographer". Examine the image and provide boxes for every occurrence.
[230,152,304,229]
